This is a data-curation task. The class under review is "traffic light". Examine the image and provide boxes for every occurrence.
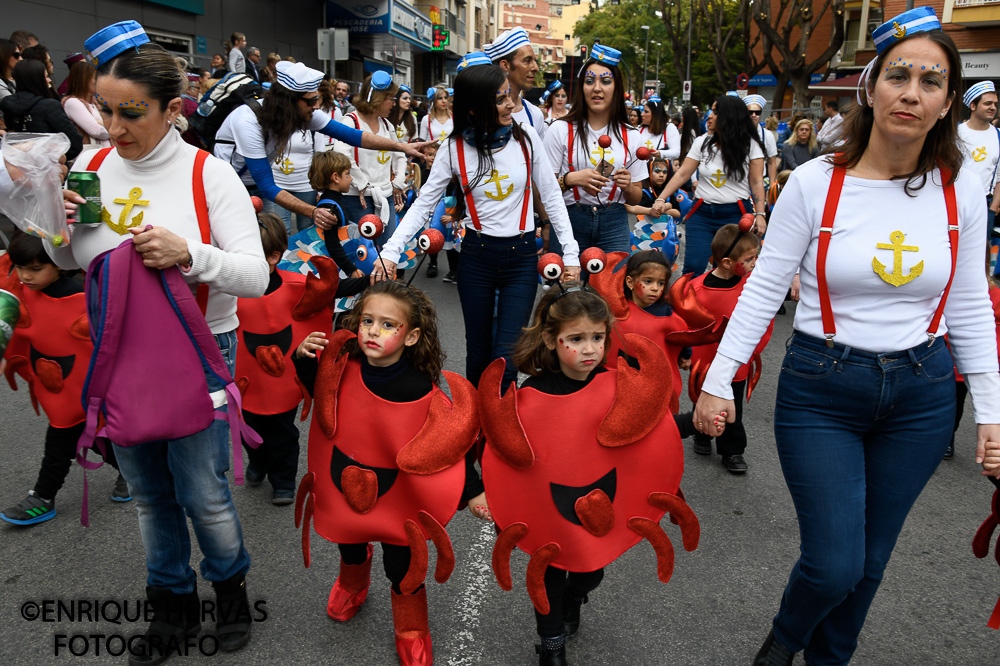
[432,24,450,50]
[580,45,587,58]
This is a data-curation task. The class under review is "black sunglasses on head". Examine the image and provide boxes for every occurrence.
[12,51,22,59]
[300,95,320,105]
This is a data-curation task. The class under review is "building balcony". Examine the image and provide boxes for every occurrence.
[946,0,1000,26]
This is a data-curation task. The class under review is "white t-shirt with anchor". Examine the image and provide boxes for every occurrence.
[958,121,1000,198]
[333,113,407,197]
[687,133,764,204]
[543,119,647,207]
[271,129,314,192]
[701,157,1000,422]
[418,113,453,143]
[638,123,681,160]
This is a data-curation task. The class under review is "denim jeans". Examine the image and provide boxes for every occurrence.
[339,192,398,251]
[263,190,317,235]
[113,331,251,594]
[682,199,751,277]
[771,332,955,666]
[457,232,539,388]
[548,202,631,256]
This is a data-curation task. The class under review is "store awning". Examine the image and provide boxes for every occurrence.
[809,72,863,94]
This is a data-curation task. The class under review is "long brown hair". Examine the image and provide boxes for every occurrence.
[513,284,613,376]
[834,31,963,192]
[339,281,445,385]
[557,61,630,163]
[65,61,96,100]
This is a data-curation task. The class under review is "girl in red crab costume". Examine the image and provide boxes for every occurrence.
[291,280,485,665]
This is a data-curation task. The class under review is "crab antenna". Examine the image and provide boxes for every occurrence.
[401,519,430,594]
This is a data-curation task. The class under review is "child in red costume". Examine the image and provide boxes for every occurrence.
[1,234,127,526]
[688,223,773,473]
[292,280,486,665]
[235,213,367,505]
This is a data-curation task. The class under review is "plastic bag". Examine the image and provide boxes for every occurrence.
[0,132,72,246]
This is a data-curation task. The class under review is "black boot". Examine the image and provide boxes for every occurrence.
[128,585,201,666]
[753,630,795,666]
[211,572,252,652]
[561,592,587,638]
[535,641,568,666]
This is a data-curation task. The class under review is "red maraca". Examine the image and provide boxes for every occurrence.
[738,213,756,233]
[598,135,612,149]
[538,253,565,281]
[250,196,264,214]
[580,247,608,274]
[358,214,384,240]
[635,146,651,161]
[418,228,445,254]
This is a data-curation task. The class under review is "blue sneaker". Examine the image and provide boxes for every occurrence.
[111,473,132,502]
[1,491,56,525]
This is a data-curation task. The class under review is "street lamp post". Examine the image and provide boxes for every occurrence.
[641,25,650,99]
[654,41,661,93]
[685,0,692,82]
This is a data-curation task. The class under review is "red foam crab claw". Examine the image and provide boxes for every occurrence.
[668,274,717,332]
[358,214,384,240]
[418,228,445,255]
[70,314,90,340]
[397,371,479,474]
[598,334,672,448]
[537,253,564,282]
[315,329,357,439]
[293,255,341,320]
[478,359,534,470]
[588,251,631,320]
[580,247,608,275]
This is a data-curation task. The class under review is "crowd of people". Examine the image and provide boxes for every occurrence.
[1,8,1000,666]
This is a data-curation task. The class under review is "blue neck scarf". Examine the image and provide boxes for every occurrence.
[462,124,513,151]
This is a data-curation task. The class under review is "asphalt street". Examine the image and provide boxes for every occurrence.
[2,252,999,665]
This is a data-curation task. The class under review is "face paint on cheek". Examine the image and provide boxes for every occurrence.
[119,100,150,115]
[733,263,748,277]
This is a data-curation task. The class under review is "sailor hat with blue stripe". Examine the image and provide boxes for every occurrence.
[590,44,621,67]
[457,51,492,72]
[646,96,662,104]
[872,6,940,56]
[964,80,996,108]
[275,61,324,93]
[399,84,412,94]
[743,94,767,108]
[84,21,150,68]
[485,28,531,62]
[726,91,740,97]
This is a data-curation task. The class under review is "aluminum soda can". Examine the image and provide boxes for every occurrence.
[66,171,102,225]
[0,289,21,357]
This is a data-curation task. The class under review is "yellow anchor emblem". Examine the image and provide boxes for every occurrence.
[439,129,448,140]
[873,230,923,287]
[396,125,405,139]
[589,145,614,167]
[377,150,390,164]
[483,169,513,201]
[709,169,727,188]
[644,139,655,150]
[276,156,294,175]
[973,146,988,162]
[597,52,605,60]
[101,187,149,235]
[893,21,906,38]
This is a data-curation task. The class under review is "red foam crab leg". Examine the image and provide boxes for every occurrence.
[400,518,430,594]
[526,543,561,615]
[746,352,763,403]
[301,495,315,569]
[418,511,455,584]
[649,492,701,551]
[989,599,1000,630]
[492,522,528,591]
[688,358,705,404]
[294,472,315,527]
[628,517,675,584]
[973,515,998,559]
[296,376,313,421]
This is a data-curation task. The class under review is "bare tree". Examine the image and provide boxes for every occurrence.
[751,0,847,110]
[657,0,702,87]
[701,0,766,93]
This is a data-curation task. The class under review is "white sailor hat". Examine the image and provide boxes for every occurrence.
[964,81,996,108]
[485,28,531,62]
[84,20,150,68]
[590,44,621,67]
[726,91,740,97]
[646,95,662,104]
[457,51,491,72]
[743,94,767,108]
[872,6,941,56]
[275,61,324,93]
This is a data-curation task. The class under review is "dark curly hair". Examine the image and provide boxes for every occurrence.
[703,95,766,183]
[339,281,445,385]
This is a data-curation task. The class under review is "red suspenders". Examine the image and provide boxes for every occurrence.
[607,126,628,203]
[455,135,532,234]
[816,164,958,347]
[566,123,581,202]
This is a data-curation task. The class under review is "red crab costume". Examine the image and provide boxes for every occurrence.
[235,255,343,418]
[479,333,700,614]
[294,329,480,664]
[589,252,725,414]
[1,255,91,428]
[686,271,773,404]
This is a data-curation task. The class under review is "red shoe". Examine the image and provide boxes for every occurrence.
[391,587,433,665]
[326,545,373,621]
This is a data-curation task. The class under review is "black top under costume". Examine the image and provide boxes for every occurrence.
[702,273,741,289]
[315,189,360,275]
[42,276,84,298]
[294,353,484,501]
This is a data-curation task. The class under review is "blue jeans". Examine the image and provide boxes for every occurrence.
[771,332,955,666]
[113,331,250,594]
[548,202,630,256]
[457,232,539,389]
[264,190,317,235]
[339,192,398,251]
[682,198,751,277]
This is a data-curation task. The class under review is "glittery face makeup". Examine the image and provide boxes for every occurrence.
[625,266,668,308]
[357,294,417,367]
[551,316,607,381]
[583,64,615,115]
[584,70,614,86]
[96,75,181,160]
[870,39,954,139]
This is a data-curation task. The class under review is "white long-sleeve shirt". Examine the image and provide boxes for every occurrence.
[384,124,579,265]
[544,119,647,207]
[335,113,407,196]
[702,157,1000,423]
[49,129,268,334]
[816,113,844,150]
[638,123,681,160]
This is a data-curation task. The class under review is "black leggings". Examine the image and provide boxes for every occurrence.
[34,422,119,500]
[534,566,604,637]
[339,542,413,594]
